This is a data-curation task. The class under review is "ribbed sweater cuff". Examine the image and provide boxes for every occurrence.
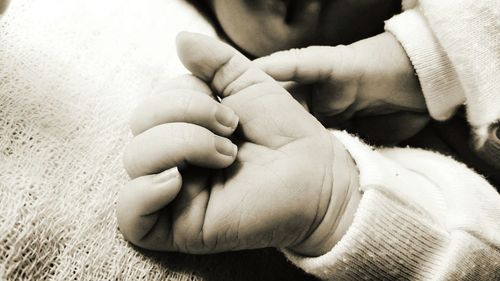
[282,131,448,280]
[385,10,465,121]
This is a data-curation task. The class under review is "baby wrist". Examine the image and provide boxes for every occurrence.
[287,134,361,257]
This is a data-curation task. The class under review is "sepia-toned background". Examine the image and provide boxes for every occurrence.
[0,0,315,280]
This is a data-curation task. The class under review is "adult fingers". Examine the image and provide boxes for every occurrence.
[130,89,239,136]
[123,123,237,178]
[176,32,323,149]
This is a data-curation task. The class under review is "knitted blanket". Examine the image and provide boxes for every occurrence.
[0,1,313,280]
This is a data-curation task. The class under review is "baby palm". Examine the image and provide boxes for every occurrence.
[118,33,354,256]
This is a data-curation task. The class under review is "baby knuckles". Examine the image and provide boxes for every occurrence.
[176,32,325,147]
[176,31,261,96]
[176,32,290,99]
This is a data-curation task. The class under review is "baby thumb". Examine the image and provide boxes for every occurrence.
[117,167,182,246]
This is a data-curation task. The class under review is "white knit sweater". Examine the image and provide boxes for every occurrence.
[389,0,500,146]
[287,131,500,280]
[286,0,500,280]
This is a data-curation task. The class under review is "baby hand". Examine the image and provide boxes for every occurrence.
[255,32,430,144]
[117,32,360,257]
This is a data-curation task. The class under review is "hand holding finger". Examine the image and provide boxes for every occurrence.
[119,33,361,258]
[176,32,324,149]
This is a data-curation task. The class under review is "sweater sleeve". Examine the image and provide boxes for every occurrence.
[385,0,500,168]
[283,130,500,280]
[384,9,465,121]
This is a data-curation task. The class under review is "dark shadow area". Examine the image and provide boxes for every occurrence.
[183,0,255,59]
[403,109,500,190]
[136,247,318,281]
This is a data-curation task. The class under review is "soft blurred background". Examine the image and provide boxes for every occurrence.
[0,1,315,280]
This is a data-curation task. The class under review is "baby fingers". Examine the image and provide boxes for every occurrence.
[253,45,357,83]
[123,123,238,178]
[130,89,239,136]
[117,167,182,246]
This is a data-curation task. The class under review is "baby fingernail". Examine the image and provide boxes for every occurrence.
[215,105,239,129]
[215,136,237,157]
[156,166,180,183]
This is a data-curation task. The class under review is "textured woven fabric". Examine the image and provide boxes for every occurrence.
[0,1,313,280]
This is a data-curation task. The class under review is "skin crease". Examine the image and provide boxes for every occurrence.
[211,0,401,56]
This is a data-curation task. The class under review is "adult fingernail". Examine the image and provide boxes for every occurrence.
[155,166,180,183]
[215,136,237,157]
[215,105,239,129]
